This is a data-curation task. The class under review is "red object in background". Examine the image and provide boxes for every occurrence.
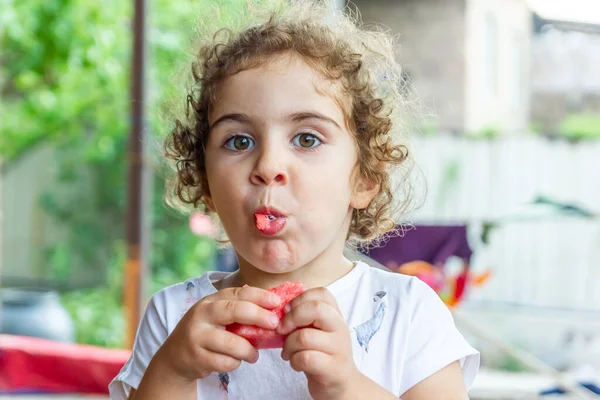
[0,334,130,394]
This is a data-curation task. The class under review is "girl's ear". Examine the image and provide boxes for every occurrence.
[350,174,379,210]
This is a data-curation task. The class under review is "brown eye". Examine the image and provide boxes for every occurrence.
[225,135,254,151]
[293,133,321,149]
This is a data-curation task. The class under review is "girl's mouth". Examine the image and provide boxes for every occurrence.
[254,207,287,236]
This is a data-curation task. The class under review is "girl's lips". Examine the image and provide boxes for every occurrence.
[254,206,286,218]
[253,206,288,236]
[254,213,287,235]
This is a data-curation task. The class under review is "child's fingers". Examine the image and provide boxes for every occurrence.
[281,328,335,361]
[288,349,331,375]
[208,286,282,309]
[203,330,260,364]
[206,299,280,329]
[286,287,340,313]
[195,346,244,374]
[277,300,345,335]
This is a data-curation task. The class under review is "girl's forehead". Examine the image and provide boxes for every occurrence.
[210,53,351,126]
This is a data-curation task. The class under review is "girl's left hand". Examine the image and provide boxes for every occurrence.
[278,287,361,400]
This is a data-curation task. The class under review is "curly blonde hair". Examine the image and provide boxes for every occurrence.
[164,0,415,244]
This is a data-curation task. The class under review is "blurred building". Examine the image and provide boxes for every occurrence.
[350,0,532,134]
[0,146,105,289]
[2,147,59,286]
[530,16,600,133]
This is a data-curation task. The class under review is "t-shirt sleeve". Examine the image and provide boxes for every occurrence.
[108,290,170,399]
[398,277,480,396]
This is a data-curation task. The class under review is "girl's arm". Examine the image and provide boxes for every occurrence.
[128,348,197,400]
[399,361,469,400]
[345,361,467,400]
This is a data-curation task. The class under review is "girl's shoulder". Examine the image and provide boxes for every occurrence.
[147,270,225,333]
[343,261,449,321]
[347,261,423,302]
[345,263,480,394]
[155,270,225,300]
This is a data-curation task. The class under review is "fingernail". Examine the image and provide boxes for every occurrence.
[271,294,282,305]
[269,314,279,327]
[284,304,291,313]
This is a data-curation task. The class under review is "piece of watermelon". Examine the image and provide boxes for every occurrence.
[255,214,270,231]
[226,281,305,349]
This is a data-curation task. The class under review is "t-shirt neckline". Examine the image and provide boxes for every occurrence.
[198,261,368,297]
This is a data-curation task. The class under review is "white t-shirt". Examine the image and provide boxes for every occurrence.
[109,261,479,399]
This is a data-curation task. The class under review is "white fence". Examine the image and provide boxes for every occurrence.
[408,135,600,311]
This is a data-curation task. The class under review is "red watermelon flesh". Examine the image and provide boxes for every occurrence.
[227,281,305,349]
[255,214,269,231]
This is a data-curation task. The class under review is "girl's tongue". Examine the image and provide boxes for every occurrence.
[254,213,286,236]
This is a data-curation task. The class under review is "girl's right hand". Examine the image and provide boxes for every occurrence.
[155,286,282,382]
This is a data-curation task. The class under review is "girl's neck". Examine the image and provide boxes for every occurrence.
[215,244,355,291]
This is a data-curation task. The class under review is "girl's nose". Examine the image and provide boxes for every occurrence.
[249,144,289,186]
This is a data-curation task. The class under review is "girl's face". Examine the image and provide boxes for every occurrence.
[205,53,375,274]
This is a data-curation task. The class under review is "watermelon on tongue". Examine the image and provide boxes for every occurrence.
[227,281,305,349]
[255,214,271,231]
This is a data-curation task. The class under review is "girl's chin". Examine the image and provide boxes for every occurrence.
[253,265,298,277]
[243,247,304,274]
[248,256,299,275]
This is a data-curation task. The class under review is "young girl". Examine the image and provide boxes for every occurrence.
[110,1,479,399]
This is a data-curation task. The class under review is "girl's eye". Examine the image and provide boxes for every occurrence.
[224,135,255,151]
[292,133,321,149]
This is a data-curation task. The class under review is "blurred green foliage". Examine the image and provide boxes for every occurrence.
[558,112,600,142]
[60,241,128,348]
[0,0,265,347]
[477,125,500,139]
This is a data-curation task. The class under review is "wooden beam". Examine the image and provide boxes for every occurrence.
[125,0,150,350]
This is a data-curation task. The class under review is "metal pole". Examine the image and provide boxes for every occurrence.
[125,0,150,350]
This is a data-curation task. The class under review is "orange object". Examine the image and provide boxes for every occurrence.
[397,260,491,308]
[397,260,435,275]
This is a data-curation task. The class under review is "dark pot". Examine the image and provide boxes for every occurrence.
[0,288,75,342]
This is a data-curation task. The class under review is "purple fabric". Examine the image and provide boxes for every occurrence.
[363,225,472,268]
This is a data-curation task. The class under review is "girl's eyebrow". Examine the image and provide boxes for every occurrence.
[288,111,342,130]
[209,111,342,131]
[209,113,250,132]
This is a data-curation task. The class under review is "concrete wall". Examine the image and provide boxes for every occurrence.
[464,0,532,134]
[1,146,59,284]
[350,0,468,133]
[350,0,531,134]
[0,145,107,289]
